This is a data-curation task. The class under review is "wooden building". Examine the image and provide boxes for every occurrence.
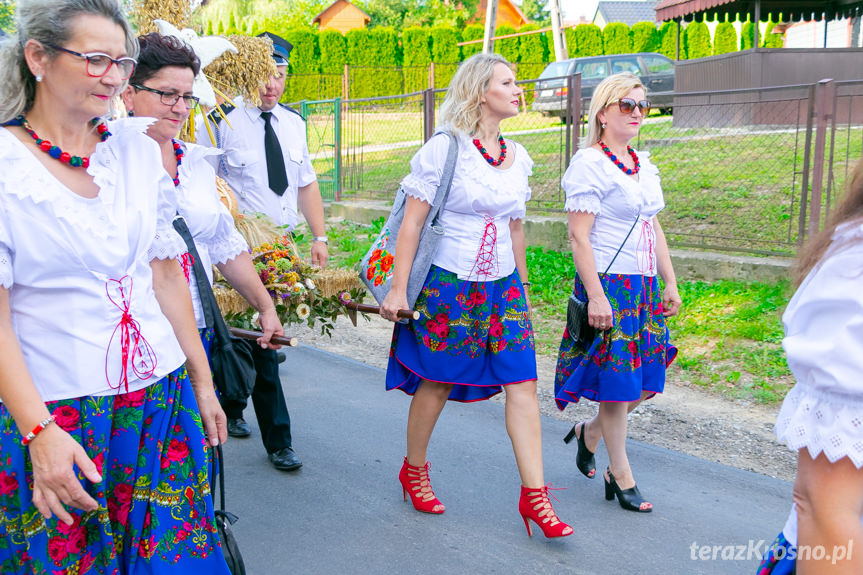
[312,0,371,34]
[474,0,529,28]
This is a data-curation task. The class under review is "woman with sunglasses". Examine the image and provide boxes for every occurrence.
[122,33,283,364]
[553,72,680,513]
[0,1,230,572]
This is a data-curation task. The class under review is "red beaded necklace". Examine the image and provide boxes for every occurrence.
[7,115,110,169]
[472,134,507,166]
[598,140,640,175]
[170,139,184,187]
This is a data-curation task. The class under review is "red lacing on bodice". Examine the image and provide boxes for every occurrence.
[635,219,656,313]
[458,216,499,311]
[105,276,157,392]
[179,252,195,284]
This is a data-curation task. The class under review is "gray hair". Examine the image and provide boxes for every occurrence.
[0,0,137,123]
[438,52,511,136]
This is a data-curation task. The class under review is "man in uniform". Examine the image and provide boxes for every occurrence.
[200,32,328,472]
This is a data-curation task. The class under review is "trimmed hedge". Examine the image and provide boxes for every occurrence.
[602,22,631,54]
[494,24,519,62]
[318,30,347,74]
[431,25,460,63]
[631,21,659,53]
[763,20,783,48]
[403,27,432,66]
[741,21,755,50]
[574,23,603,57]
[683,20,711,59]
[564,26,578,58]
[461,24,484,59]
[713,21,737,55]
[659,20,682,59]
[518,23,547,63]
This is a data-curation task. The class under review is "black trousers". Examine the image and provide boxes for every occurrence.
[221,345,292,454]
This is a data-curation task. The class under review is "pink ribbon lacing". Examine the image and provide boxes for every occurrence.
[105,276,157,392]
[458,216,499,310]
[179,252,195,284]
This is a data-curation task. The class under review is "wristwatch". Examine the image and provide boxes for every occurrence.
[313,236,328,244]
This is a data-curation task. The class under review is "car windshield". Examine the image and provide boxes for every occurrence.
[575,61,608,79]
[539,61,572,79]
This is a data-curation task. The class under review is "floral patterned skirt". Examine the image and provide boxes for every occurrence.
[554,273,677,407]
[756,532,797,574]
[0,367,230,575]
[386,265,537,402]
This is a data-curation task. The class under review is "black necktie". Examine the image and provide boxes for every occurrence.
[261,111,288,196]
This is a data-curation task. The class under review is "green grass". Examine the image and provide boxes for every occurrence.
[293,221,795,403]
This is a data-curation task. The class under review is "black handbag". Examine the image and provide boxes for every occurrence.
[172,216,256,402]
[567,216,640,349]
[211,444,246,575]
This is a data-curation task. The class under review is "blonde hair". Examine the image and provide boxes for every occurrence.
[582,72,645,148]
[794,157,863,286]
[438,52,511,136]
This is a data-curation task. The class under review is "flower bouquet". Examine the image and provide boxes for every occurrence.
[214,233,364,336]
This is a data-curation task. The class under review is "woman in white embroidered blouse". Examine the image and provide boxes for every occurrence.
[379,53,572,539]
[0,2,229,572]
[553,73,681,513]
[756,159,863,575]
[121,33,283,351]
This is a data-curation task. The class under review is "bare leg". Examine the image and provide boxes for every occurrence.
[406,379,453,467]
[598,399,652,511]
[582,390,654,453]
[504,380,544,488]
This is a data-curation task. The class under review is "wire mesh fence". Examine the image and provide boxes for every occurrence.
[294,76,862,256]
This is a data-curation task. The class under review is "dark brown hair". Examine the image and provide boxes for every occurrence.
[129,33,200,86]
[793,157,863,286]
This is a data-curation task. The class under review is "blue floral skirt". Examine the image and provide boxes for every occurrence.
[756,532,796,574]
[199,327,214,361]
[386,265,537,402]
[0,367,230,575]
[554,273,677,407]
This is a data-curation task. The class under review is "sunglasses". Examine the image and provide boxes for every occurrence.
[131,84,200,108]
[45,43,137,80]
[610,98,651,115]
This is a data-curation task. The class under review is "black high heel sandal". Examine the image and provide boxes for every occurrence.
[563,421,596,479]
[604,468,652,513]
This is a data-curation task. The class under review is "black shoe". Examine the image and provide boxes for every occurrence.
[276,351,287,364]
[268,447,303,471]
[604,468,652,513]
[563,421,596,479]
[227,418,251,438]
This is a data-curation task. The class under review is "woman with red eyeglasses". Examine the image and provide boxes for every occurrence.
[0,1,230,573]
[553,72,681,513]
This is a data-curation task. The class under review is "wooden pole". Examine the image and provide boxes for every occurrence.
[754,0,761,48]
[549,0,567,61]
[483,0,499,54]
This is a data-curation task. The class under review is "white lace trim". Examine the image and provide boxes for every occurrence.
[208,228,249,265]
[565,192,602,214]
[0,246,11,288]
[400,172,437,204]
[148,226,187,261]
[775,384,863,469]
[460,139,532,197]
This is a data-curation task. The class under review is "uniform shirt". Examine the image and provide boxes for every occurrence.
[562,147,665,277]
[173,140,249,329]
[198,97,316,230]
[776,220,863,544]
[0,118,187,402]
[400,131,533,281]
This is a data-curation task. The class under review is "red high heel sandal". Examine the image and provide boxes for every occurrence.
[519,485,573,538]
[399,458,445,514]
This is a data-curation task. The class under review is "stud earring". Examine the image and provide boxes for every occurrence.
[35,74,43,82]
[601,122,606,129]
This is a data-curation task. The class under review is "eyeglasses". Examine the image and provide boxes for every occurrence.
[131,84,200,108]
[45,43,136,80]
[610,98,651,115]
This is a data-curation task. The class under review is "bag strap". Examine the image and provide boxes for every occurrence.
[602,215,641,275]
[210,443,226,512]
[172,215,232,345]
[427,130,459,227]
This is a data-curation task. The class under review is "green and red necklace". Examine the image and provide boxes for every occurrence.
[6,115,111,168]
[472,134,507,166]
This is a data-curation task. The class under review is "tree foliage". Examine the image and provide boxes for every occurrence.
[286,28,318,73]
[402,26,431,66]
[518,23,547,63]
[659,20,682,59]
[0,1,14,33]
[713,21,737,55]
[318,29,347,74]
[602,22,631,54]
[460,24,484,59]
[630,22,659,53]
[741,20,755,50]
[763,19,783,47]
[573,23,603,57]
[683,20,711,59]
[494,24,519,62]
[430,25,460,63]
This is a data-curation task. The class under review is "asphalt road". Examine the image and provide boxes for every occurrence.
[220,345,792,575]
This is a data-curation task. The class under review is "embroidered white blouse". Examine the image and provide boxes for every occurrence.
[562,147,665,276]
[0,118,187,402]
[400,131,533,281]
[776,221,863,543]
[173,141,248,329]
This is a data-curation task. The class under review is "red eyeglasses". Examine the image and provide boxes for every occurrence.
[45,43,137,80]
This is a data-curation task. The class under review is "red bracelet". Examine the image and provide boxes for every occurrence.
[21,415,56,446]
